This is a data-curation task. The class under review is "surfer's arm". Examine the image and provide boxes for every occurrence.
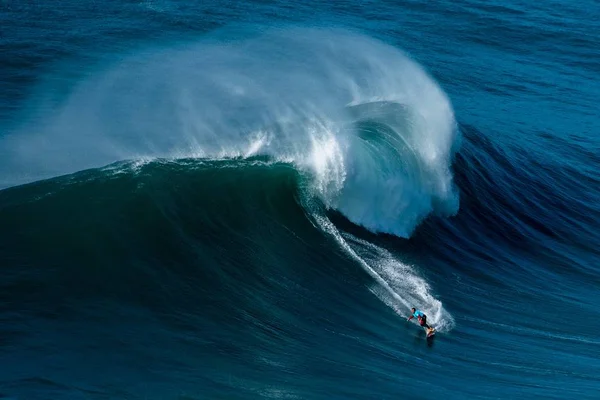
[407,315,413,321]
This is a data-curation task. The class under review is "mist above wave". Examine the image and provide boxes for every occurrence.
[2,28,459,236]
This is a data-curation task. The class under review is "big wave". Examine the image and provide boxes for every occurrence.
[1,28,460,330]
[1,28,460,238]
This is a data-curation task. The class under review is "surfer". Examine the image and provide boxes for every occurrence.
[407,307,431,329]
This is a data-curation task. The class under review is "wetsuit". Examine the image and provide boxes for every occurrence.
[411,310,431,329]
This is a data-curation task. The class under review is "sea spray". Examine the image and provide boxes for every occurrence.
[2,28,459,236]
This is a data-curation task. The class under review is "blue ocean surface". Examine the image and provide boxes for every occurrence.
[1,1,599,399]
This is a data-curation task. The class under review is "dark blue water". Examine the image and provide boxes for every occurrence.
[1,1,599,399]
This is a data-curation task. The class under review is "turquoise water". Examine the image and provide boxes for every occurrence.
[1,1,599,399]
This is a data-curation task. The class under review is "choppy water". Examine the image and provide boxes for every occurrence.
[1,1,599,399]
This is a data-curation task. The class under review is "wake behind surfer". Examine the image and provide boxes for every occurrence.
[407,307,431,330]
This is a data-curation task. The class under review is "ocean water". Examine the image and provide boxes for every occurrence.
[1,1,599,399]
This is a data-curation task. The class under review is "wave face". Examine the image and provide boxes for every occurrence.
[1,29,458,237]
[0,158,457,399]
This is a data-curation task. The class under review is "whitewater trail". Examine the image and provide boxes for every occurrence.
[312,212,454,332]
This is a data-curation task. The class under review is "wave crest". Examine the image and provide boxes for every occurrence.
[2,28,459,236]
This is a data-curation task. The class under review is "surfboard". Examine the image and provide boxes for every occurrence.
[425,327,436,338]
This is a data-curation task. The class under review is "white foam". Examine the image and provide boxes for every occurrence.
[311,212,454,332]
[2,28,459,237]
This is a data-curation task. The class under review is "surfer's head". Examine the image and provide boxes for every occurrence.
[411,307,416,313]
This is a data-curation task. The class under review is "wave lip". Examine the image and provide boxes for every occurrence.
[329,99,459,237]
[2,28,460,237]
